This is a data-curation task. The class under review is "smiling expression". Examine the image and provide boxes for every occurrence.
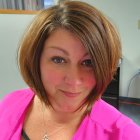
[40,28,96,112]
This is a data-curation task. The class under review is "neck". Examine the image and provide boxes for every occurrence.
[35,95,86,126]
[46,105,86,125]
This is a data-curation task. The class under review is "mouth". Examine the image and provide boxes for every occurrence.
[60,90,81,98]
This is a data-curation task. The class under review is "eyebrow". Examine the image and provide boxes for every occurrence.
[46,46,69,56]
[46,46,90,57]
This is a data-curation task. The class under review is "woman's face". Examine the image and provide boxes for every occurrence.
[40,28,96,112]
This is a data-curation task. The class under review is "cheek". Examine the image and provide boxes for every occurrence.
[84,73,96,90]
[40,56,64,86]
[41,67,64,87]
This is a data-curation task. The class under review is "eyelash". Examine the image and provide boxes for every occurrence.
[51,56,92,67]
[82,59,92,67]
[51,56,66,64]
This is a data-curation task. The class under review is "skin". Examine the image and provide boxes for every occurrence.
[40,28,96,113]
[22,28,97,140]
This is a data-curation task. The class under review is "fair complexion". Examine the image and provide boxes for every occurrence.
[40,28,96,121]
[22,28,96,140]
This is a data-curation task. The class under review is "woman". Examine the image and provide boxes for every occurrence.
[0,1,140,140]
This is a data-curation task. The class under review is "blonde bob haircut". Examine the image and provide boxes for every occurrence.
[18,0,121,112]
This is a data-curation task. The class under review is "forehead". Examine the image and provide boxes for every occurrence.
[43,28,89,56]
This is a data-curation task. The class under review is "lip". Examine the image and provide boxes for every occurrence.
[60,90,81,98]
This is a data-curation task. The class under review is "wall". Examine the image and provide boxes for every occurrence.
[0,14,35,98]
[0,0,140,99]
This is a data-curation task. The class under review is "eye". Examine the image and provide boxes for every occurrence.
[51,56,66,64]
[81,59,92,67]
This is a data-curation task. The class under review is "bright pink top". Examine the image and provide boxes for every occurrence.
[0,88,140,140]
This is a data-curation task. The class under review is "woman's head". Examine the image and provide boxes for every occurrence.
[39,28,96,112]
[18,1,121,112]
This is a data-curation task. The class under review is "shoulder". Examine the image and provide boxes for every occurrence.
[0,88,34,107]
[0,89,34,138]
[1,88,34,99]
[0,88,34,118]
[90,99,122,127]
[90,99,140,137]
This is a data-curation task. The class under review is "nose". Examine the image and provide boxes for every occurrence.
[64,66,83,88]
